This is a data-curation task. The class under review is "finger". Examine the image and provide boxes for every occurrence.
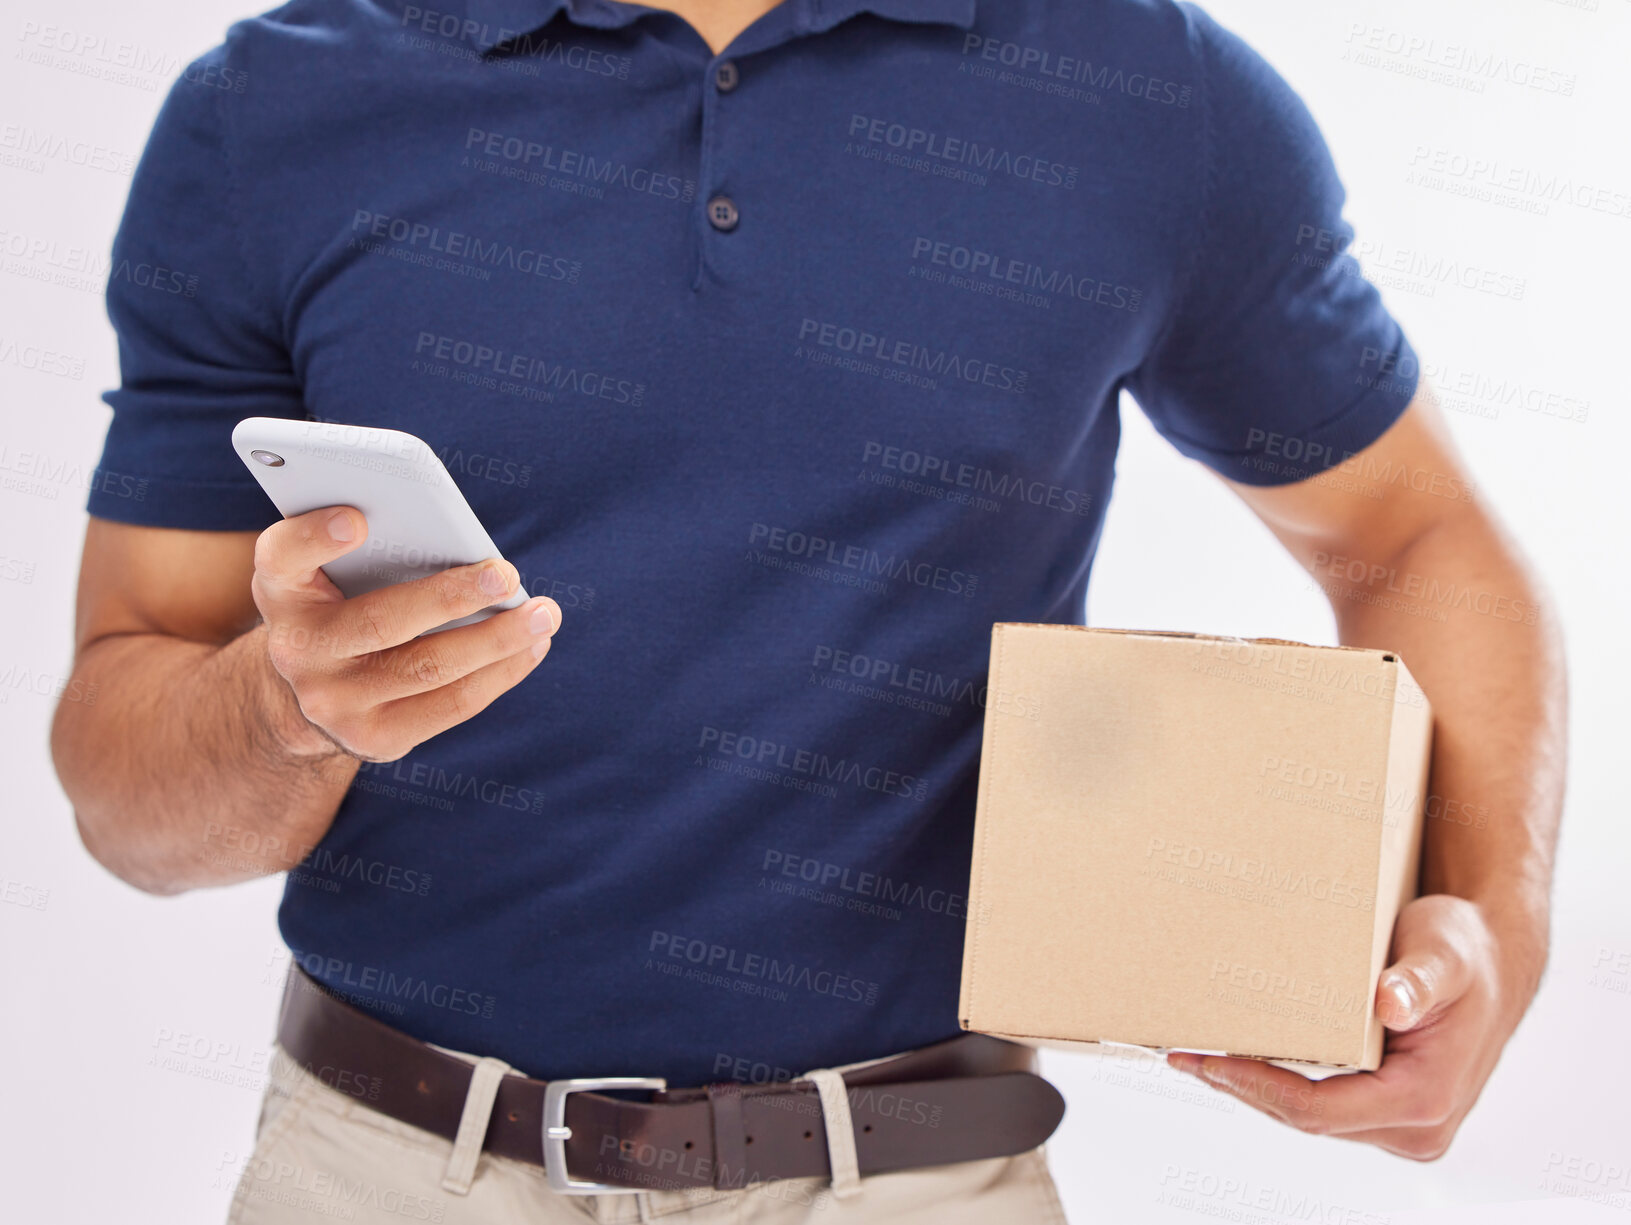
[1168,1037,1462,1135]
[1166,1054,1342,1133]
[357,596,561,702]
[253,507,367,600]
[317,559,522,659]
[374,640,551,748]
[1378,896,1482,1030]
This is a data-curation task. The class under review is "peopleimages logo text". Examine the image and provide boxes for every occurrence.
[747,523,978,598]
[797,318,1028,393]
[846,115,1078,189]
[413,332,644,405]
[355,758,546,813]
[910,237,1141,311]
[698,726,928,801]
[960,35,1193,106]
[400,6,632,77]
[289,953,496,1019]
[464,127,694,201]
[351,210,580,281]
[648,931,882,1005]
[861,442,1095,516]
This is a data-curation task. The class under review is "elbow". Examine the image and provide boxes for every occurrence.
[53,707,191,899]
[68,805,191,898]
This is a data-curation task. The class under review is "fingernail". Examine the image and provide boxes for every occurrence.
[479,563,511,596]
[529,600,557,636]
[1385,977,1418,1025]
[1195,1061,1226,1087]
[327,510,354,543]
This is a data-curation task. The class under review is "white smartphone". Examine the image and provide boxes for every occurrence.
[230,417,527,634]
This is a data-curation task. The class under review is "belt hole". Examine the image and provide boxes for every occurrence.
[508,1110,520,1122]
[862,1124,873,1133]
[620,1140,635,1156]
[745,1135,754,1145]
[683,1141,693,1150]
[803,1130,813,1140]
[416,1079,430,1095]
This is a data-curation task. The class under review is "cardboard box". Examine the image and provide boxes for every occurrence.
[959,625,1432,1071]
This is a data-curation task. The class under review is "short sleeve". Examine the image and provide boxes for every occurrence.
[1126,6,1420,486]
[89,46,305,529]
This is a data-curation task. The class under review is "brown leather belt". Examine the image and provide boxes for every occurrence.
[275,967,1065,1194]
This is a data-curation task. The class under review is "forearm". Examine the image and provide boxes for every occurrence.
[50,623,358,895]
[1315,508,1566,1006]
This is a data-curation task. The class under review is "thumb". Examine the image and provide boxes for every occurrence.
[1377,895,1481,1031]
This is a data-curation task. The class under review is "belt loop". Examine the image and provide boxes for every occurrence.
[804,1069,862,1200]
[706,1082,748,1190]
[441,1056,513,1195]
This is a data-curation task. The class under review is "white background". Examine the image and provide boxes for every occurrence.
[2,1,1627,1221]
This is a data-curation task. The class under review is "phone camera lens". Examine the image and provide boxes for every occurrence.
[250,450,285,467]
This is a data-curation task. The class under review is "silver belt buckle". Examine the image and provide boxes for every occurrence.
[542,1076,668,1194]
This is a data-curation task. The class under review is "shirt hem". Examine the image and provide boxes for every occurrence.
[86,472,277,530]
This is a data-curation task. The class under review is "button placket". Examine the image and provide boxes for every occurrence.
[706,57,741,233]
[697,56,740,271]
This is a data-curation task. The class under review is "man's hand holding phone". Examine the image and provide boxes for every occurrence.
[254,504,561,764]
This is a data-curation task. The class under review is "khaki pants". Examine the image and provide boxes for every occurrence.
[227,1043,1069,1224]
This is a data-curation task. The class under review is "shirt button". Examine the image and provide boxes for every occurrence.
[714,60,739,92]
[707,195,740,232]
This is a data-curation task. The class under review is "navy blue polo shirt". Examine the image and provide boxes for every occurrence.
[90,0,1418,1085]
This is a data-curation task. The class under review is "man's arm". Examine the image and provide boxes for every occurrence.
[1166,393,1567,1160]
[51,510,561,896]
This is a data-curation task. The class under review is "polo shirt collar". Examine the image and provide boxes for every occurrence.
[799,0,977,35]
[464,0,977,54]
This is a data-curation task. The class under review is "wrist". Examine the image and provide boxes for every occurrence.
[1470,891,1550,1018]
[243,624,353,764]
